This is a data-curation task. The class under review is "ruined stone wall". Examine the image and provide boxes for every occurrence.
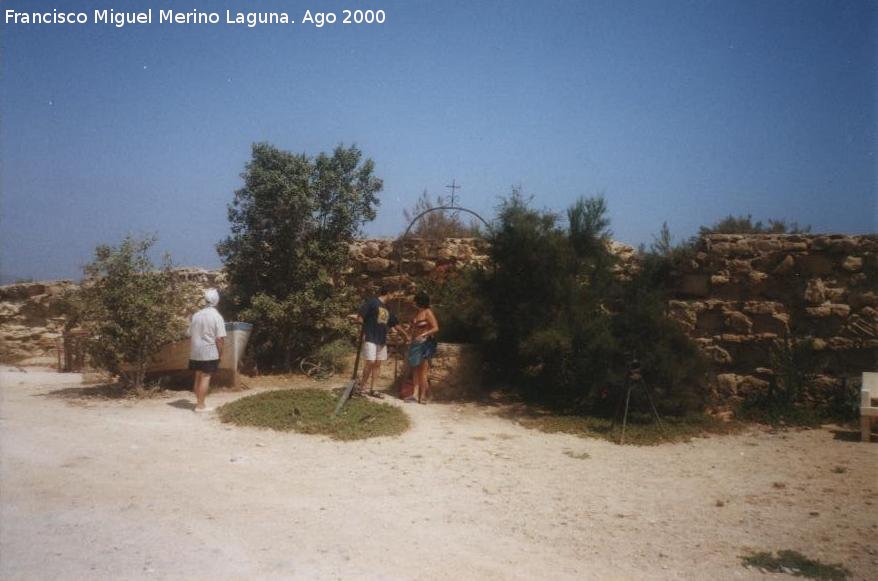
[0,280,77,366]
[344,237,489,308]
[0,269,225,366]
[667,234,877,405]
[0,241,487,366]
[3,235,875,407]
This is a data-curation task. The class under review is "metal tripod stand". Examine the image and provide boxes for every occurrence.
[611,359,665,444]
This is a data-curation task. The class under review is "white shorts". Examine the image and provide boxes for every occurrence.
[362,342,388,362]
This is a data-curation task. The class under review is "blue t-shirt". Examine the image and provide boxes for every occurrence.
[360,297,398,346]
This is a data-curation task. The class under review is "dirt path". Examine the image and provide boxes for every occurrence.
[1,366,876,580]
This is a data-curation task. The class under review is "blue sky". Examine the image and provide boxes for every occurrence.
[2,0,875,281]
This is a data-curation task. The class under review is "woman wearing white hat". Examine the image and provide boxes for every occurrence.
[188,288,226,412]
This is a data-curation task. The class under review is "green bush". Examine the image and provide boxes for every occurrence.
[417,266,491,344]
[739,336,861,425]
[479,194,707,414]
[64,235,192,389]
[699,214,811,235]
[217,142,382,371]
[607,270,708,415]
[312,339,353,373]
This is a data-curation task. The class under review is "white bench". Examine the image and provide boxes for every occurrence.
[862,372,878,442]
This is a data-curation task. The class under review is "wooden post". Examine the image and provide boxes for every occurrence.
[56,337,64,372]
[230,329,239,389]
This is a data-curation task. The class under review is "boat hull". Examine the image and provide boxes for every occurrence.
[135,322,252,387]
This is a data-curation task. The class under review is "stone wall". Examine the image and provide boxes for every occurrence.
[666,234,877,405]
[345,237,490,297]
[2,235,875,407]
[0,280,76,366]
[0,269,225,367]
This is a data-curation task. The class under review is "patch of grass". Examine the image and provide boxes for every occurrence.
[742,550,850,580]
[515,412,744,446]
[217,389,410,441]
[563,450,591,460]
[831,466,847,474]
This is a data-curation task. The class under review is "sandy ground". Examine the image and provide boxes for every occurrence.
[1,366,876,581]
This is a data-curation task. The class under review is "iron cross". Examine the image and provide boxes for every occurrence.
[445,179,461,207]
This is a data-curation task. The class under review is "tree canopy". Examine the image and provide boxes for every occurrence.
[217,142,382,370]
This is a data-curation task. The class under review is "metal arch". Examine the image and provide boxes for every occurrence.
[391,205,492,313]
[398,205,491,242]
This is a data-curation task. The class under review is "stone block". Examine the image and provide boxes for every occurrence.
[750,313,789,335]
[741,301,785,316]
[696,310,726,335]
[716,373,768,397]
[752,239,782,253]
[804,303,850,318]
[849,291,878,310]
[778,241,809,253]
[703,344,733,365]
[729,259,752,274]
[841,256,863,272]
[773,254,795,275]
[724,311,753,334]
[795,254,833,276]
[803,279,826,305]
[827,337,855,351]
[679,274,710,297]
[365,258,392,273]
[824,286,847,303]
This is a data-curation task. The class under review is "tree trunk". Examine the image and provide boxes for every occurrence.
[134,347,147,390]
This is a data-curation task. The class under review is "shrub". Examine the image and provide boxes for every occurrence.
[607,268,708,415]
[402,190,481,239]
[312,339,353,373]
[739,336,831,424]
[417,266,491,343]
[479,194,707,414]
[699,214,811,235]
[65,235,192,389]
[478,192,591,403]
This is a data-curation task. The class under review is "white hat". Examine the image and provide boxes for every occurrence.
[204,288,220,307]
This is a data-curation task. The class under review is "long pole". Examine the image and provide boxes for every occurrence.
[333,324,365,417]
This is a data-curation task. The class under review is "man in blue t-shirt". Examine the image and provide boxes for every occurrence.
[357,285,399,395]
